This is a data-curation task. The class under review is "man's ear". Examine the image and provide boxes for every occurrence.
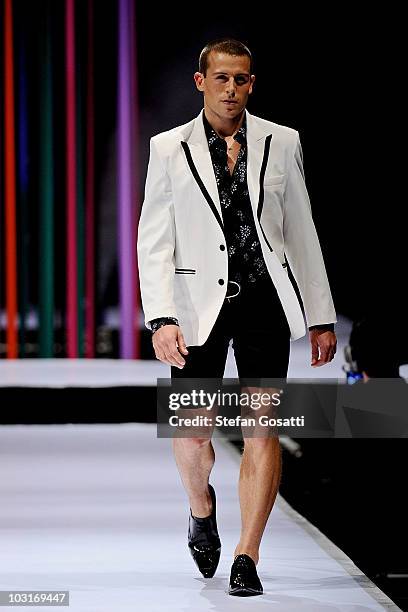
[248,74,256,95]
[194,71,204,92]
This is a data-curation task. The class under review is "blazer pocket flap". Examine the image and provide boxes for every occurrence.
[175,268,196,274]
[264,174,285,186]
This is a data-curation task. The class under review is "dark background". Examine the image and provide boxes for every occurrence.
[2,0,405,327]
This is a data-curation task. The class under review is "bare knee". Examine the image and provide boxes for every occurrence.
[174,437,212,451]
[243,436,280,453]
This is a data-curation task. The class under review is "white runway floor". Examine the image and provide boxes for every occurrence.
[0,423,401,611]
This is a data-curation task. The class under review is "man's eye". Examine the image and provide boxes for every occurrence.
[235,77,247,85]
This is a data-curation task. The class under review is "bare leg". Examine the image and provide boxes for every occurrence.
[172,437,215,518]
[233,436,282,565]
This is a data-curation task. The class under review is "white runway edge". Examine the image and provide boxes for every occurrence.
[1,316,406,387]
[0,423,401,611]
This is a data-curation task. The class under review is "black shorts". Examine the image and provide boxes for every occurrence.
[170,275,291,387]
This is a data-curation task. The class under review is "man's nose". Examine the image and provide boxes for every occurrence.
[225,77,237,96]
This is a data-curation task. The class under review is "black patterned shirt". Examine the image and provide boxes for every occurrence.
[203,111,271,287]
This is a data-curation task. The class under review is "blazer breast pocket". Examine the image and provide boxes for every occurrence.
[264,173,285,187]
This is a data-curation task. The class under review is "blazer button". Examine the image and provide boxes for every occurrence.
[219,244,225,251]
[218,279,224,285]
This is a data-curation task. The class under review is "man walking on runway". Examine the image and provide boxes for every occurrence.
[137,38,337,596]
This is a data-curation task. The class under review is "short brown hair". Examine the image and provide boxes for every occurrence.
[199,38,253,77]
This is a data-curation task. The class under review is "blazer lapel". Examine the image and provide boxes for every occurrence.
[181,108,273,233]
[182,109,224,230]
[246,110,273,222]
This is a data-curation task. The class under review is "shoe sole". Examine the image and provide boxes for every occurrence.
[228,587,263,596]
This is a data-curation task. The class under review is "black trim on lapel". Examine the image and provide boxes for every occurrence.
[180,141,225,234]
[257,134,274,252]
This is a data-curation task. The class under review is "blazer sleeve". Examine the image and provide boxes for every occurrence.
[137,137,178,330]
[282,132,337,328]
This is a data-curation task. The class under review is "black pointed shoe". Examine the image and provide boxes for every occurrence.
[228,553,263,596]
[188,484,221,578]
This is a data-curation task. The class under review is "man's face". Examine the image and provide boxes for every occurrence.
[194,51,255,120]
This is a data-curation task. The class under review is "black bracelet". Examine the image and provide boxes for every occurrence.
[308,323,335,332]
[150,317,180,334]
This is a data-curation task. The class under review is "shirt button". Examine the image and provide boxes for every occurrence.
[218,279,224,285]
[219,244,225,251]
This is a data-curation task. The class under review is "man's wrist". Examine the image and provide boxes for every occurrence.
[150,317,180,334]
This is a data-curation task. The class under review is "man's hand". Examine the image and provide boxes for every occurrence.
[152,325,189,368]
[310,329,337,367]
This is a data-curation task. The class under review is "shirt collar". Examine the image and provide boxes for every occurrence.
[203,111,247,150]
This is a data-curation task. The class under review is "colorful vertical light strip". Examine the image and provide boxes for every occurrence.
[65,0,78,357]
[129,0,141,359]
[3,0,18,359]
[76,26,85,358]
[0,13,2,350]
[39,2,55,357]
[85,0,95,358]
[118,0,137,358]
[17,16,30,357]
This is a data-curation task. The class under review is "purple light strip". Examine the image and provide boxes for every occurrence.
[117,0,136,358]
[129,0,140,359]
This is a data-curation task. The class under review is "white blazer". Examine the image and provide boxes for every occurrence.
[137,108,337,346]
